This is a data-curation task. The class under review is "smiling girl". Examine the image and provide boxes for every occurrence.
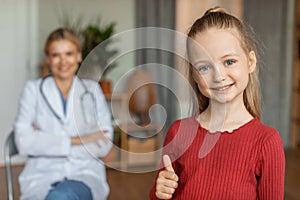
[150,7,285,200]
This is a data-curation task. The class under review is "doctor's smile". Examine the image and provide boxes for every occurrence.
[47,39,81,82]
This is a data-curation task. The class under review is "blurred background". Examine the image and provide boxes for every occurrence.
[0,0,299,199]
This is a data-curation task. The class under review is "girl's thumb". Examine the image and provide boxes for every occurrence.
[163,154,174,172]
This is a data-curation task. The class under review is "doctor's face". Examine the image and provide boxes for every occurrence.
[47,39,82,81]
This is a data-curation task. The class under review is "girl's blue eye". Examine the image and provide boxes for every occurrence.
[198,65,210,72]
[225,59,235,66]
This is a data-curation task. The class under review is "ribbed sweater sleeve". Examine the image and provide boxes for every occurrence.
[257,130,285,199]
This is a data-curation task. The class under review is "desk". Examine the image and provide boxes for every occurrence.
[104,93,162,169]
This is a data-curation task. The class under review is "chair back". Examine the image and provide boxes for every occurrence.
[4,131,18,200]
[126,70,156,124]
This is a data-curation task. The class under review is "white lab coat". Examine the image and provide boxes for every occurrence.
[14,76,113,200]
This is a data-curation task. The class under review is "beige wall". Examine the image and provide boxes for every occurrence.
[0,0,38,164]
[176,0,242,33]
[38,0,136,87]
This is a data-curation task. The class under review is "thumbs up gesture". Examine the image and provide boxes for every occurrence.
[155,155,179,199]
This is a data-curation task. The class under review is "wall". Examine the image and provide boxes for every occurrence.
[38,0,136,89]
[0,0,38,164]
[176,0,242,34]
[0,0,135,164]
[244,0,294,146]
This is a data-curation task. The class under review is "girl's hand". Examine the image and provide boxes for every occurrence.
[71,130,109,146]
[155,155,179,200]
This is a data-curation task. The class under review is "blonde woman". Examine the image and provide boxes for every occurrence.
[14,28,113,200]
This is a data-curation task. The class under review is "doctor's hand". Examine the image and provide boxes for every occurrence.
[155,155,179,200]
[71,130,110,147]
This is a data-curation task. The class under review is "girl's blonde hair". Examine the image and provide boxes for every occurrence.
[44,28,81,55]
[187,7,261,119]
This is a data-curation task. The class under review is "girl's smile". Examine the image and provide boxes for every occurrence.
[210,83,234,92]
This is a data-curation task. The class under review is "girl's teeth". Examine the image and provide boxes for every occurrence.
[215,85,230,91]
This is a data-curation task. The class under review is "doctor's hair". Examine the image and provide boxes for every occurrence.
[44,28,81,55]
[186,6,261,119]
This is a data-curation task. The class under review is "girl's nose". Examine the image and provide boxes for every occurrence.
[213,66,226,82]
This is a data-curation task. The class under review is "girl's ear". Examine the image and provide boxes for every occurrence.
[248,50,257,73]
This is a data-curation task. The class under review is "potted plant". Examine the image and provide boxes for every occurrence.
[61,16,118,94]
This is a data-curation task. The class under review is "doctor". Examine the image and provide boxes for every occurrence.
[14,28,113,200]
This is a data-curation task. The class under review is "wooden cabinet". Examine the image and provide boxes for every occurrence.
[290,2,300,148]
[103,93,162,169]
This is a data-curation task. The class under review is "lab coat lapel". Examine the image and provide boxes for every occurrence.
[42,77,65,121]
[65,76,78,120]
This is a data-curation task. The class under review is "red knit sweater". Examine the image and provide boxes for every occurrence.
[149,117,285,200]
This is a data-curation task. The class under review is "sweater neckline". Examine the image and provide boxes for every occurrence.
[193,116,257,135]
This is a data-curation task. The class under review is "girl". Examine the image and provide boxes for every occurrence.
[14,28,113,200]
[150,7,285,200]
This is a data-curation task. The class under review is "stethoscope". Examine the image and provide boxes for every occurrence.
[39,75,97,125]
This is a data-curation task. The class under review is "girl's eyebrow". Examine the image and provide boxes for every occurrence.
[221,53,240,59]
[192,60,212,66]
[196,59,210,62]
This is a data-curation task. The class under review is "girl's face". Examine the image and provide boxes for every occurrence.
[189,27,256,105]
[47,39,81,81]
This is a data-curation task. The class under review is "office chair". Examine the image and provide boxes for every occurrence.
[125,70,163,166]
[127,70,156,125]
[4,131,18,200]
